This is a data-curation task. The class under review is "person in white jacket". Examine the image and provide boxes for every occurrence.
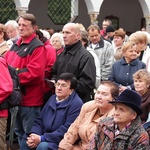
[80,29,100,89]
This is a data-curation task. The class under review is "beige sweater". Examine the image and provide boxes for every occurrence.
[59,100,115,150]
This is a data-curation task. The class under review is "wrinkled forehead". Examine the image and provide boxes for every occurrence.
[57,79,70,84]
[97,84,111,93]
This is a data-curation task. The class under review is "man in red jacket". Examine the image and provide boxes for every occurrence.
[4,13,46,147]
[0,57,13,150]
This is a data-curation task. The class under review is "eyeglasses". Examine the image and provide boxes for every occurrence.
[54,82,70,88]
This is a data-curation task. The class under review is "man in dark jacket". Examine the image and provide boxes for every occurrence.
[52,23,96,103]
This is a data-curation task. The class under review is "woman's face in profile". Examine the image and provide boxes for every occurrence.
[94,84,113,109]
[134,78,148,94]
[113,103,136,128]
[136,42,146,53]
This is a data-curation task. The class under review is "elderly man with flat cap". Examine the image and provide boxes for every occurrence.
[87,89,149,150]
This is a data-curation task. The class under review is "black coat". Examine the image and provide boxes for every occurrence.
[52,41,96,103]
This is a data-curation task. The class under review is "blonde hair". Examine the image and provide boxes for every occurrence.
[133,69,150,85]
[0,23,7,40]
[129,31,148,44]
[76,23,85,31]
[121,41,136,53]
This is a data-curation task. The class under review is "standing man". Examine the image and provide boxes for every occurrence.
[52,23,96,103]
[105,25,115,43]
[4,13,46,147]
[87,25,114,81]
[100,19,112,38]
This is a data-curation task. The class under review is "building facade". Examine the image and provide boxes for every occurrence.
[13,0,150,34]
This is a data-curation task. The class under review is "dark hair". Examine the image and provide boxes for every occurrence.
[36,29,47,43]
[56,73,78,90]
[80,30,89,48]
[100,81,119,99]
[18,13,36,26]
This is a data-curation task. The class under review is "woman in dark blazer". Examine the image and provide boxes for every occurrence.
[109,41,146,92]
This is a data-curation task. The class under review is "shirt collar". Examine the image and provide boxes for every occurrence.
[16,33,37,46]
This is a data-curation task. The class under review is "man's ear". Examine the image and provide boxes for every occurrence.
[76,33,81,40]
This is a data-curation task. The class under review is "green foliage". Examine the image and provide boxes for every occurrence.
[48,0,71,24]
[0,0,18,23]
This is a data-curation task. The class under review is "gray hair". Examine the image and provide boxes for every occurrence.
[50,32,65,47]
[5,20,18,28]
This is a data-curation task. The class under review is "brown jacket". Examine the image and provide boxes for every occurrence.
[141,88,150,122]
[59,100,115,150]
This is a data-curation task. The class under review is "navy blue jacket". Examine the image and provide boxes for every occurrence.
[31,91,83,150]
[109,57,146,89]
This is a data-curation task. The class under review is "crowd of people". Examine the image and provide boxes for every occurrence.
[0,13,150,149]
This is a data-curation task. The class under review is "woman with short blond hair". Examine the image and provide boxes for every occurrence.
[129,31,150,63]
[109,41,146,92]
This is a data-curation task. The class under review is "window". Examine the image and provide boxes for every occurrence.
[0,0,17,23]
[105,15,119,29]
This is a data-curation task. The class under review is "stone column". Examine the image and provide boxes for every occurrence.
[145,16,150,33]
[17,9,27,16]
[89,13,99,24]
[84,0,103,24]
[13,0,31,16]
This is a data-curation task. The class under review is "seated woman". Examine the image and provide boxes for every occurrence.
[20,73,83,150]
[87,89,149,150]
[58,81,119,150]
[109,41,146,92]
[133,69,150,123]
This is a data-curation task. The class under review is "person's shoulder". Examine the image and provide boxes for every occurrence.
[69,92,83,106]
[112,59,122,66]
[134,122,149,142]
[137,59,146,66]
[103,38,112,46]
[73,92,83,102]
[79,47,94,60]
[81,100,97,112]
[97,116,114,128]
[0,56,6,64]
